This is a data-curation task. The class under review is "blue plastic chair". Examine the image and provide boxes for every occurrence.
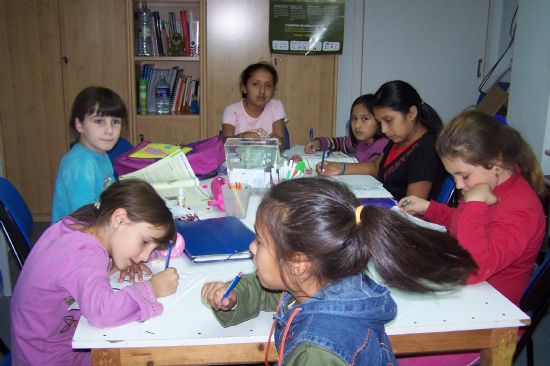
[284,125,290,150]
[436,174,456,205]
[0,178,32,248]
[514,249,550,366]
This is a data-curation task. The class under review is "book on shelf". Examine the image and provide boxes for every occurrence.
[119,149,210,202]
[180,10,190,56]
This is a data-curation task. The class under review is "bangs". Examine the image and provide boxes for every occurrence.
[89,100,127,119]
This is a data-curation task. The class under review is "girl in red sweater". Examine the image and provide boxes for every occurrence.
[398,109,546,366]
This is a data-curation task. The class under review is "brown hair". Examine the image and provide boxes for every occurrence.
[436,109,546,198]
[256,177,477,293]
[70,179,175,249]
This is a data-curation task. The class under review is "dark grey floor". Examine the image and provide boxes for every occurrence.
[1,222,549,364]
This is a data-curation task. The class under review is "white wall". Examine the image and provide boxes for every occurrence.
[336,0,519,134]
[506,0,550,174]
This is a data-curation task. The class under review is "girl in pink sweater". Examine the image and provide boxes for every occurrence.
[11,179,179,366]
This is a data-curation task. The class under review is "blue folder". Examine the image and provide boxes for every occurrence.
[176,216,255,262]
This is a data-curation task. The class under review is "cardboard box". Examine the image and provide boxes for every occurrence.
[477,84,508,115]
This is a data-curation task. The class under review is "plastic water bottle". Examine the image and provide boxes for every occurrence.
[136,1,153,56]
[155,77,170,114]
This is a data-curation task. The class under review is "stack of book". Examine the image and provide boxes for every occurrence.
[146,9,199,57]
[140,65,199,114]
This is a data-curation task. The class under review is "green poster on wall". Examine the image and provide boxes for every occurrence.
[269,0,345,55]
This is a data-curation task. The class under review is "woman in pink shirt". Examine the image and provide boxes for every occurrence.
[11,180,178,365]
[222,62,288,150]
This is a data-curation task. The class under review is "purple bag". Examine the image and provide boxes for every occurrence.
[183,135,226,177]
[113,136,226,178]
[113,140,158,176]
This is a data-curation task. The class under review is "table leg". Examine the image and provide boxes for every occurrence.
[479,327,518,366]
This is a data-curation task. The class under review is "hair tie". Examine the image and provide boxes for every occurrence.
[355,205,364,225]
[94,201,101,210]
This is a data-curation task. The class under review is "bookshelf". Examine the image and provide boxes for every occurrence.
[127,0,206,146]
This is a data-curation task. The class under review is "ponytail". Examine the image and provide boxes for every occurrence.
[356,206,477,292]
[258,178,477,294]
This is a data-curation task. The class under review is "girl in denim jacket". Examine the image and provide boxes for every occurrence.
[202,178,477,365]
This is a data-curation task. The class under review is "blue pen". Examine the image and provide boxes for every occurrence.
[164,240,173,270]
[309,127,314,144]
[222,272,243,299]
[320,146,327,173]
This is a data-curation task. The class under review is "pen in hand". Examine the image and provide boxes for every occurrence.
[164,240,173,270]
[320,146,327,173]
[222,272,243,299]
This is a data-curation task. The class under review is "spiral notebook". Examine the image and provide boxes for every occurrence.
[176,216,255,263]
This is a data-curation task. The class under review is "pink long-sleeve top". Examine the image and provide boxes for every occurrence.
[10,217,163,366]
[424,173,545,306]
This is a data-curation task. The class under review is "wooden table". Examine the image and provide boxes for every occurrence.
[73,183,529,366]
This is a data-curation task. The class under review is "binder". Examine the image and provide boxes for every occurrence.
[176,216,255,263]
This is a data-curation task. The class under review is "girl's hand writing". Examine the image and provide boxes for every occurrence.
[398,196,430,216]
[304,140,320,154]
[149,268,179,298]
[201,281,237,311]
[463,184,498,205]
[112,263,152,283]
[316,161,341,176]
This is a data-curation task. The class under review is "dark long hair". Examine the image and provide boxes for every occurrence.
[240,62,278,98]
[257,177,477,293]
[437,109,546,198]
[69,86,128,143]
[70,179,175,249]
[373,80,443,135]
[349,94,383,146]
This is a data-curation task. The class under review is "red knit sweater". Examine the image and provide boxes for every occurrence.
[424,173,545,306]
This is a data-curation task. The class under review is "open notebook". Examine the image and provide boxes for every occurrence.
[119,149,210,202]
[390,206,447,232]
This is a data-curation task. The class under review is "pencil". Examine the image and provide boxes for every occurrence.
[222,272,243,299]
[320,146,327,173]
[164,240,173,270]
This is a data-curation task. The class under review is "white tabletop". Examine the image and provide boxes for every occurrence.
[73,253,528,349]
[72,175,528,349]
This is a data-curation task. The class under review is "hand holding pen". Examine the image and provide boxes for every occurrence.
[397,196,430,216]
[304,128,319,154]
[200,272,243,310]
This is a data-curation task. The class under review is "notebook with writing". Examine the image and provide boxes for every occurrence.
[176,216,255,263]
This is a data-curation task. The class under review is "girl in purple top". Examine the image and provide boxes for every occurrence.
[11,180,178,366]
[305,94,389,175]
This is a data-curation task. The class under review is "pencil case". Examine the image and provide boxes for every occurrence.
[155,232,185,259]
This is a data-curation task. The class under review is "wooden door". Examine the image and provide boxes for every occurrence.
[205,0,337,144]
[273,54,338,146]
[59,0,131,143]
[205,0,272,138]
[0,0,67,221]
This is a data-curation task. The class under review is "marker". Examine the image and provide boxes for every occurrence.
[320,146,327,173]
[309,127,314,144]
[400,199,411,208]
[164,240,173,270]
[222,272,243,299]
